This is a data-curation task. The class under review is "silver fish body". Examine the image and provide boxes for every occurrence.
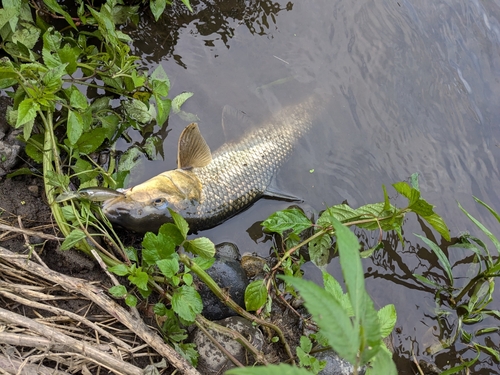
[102,95,324,232]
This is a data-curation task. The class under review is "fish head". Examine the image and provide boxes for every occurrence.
[102,169,202,233]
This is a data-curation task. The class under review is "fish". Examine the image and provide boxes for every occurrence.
[102,95,325,233]
[56,187,124,203]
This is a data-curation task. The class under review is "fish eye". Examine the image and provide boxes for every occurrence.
[152,198,167,207]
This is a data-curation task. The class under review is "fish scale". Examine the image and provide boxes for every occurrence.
[183,97,321,230]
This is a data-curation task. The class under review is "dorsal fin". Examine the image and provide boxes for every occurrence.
[177,123,212,169]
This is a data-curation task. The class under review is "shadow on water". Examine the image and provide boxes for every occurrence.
[117,0,500,373]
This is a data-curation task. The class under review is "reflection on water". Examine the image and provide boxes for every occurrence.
[125,0,500,372]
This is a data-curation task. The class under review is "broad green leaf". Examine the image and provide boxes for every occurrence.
[108,285,127,297]
[157,256,180,278]
[22,118,34,141]
[123,98,153,124]
[74,128,107,154]
[262,208,312,236]
[60,229,86,250]
[58,44,80,74]
[280,275,359,364]
[45,170,70,188]
[191,256,215,270]
[183,237,215,258]
[67,110,83,145]
[16,98,38,128]
[150,0,167,21]
[422,212,451,242]
[393,181,420,205]
[69,86,88,109]
[125,294,137,307]
[142,226,178,265]
[11,22,40,49]
[475,343,500,361]
[181,0,193,12]
[42,63,68,93]
[108,264,129,276]
[317,204,357,225]
[414,234,453,286]
[244,279,268,311]
[299,335,312,353]
[171,285,203,322]
[377,304,397,338]
[155,95,171,127]
[158,222,185,247]
[129,270,149,291]
[169,208,189,239]
[459,202,500,256]
[151,64,170,86]
[183,273,193,286]
[25,135,44,163]
[124,246,138,263]
[409,199,434,217]
[226,364,312,375]
[308,232,331,268]
[172,92,194,113]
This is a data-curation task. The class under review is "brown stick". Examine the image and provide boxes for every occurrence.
[0,246,201,375]
[0,353,71,375]
[0,223,63,241]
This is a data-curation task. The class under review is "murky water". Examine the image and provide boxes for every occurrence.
[125,0,500,372]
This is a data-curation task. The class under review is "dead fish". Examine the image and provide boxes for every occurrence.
[102,95,325,232]
[56,187,124,203]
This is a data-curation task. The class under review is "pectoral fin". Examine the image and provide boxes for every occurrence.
[264,184,303,202]
[177,123,212,169]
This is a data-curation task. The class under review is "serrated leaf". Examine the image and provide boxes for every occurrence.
[393,181,420,205]
[125,294,137,307]
[244,279,268,311]
[60,229,86,250]
[299,335,312,353]
[323,271,353,316]
[421,212,450,241]
[108,264,129,276]
[155,95,171,127]
[183,237,215,258]
[280,275,359,364]
[172,92,193,113]
[16,98,38,128]
[308,232,331,268]
[69,86,88,109]
[42,63,68,92]
[129,270,149,291]
[366,345,397,375]
[168,208,189,239]
[191,256,215,270]
[43,0,77,29]
[262,208,312,236]
[150,0,167,21]
[67,110,83,145]
[74,128,107,154]
[142,228,177,265]
[157,256,180,278]
[108,284,127,297]
[123,98,153,124]
[171,285,202,322]
[414,234,453,286]
[378,304,397,338]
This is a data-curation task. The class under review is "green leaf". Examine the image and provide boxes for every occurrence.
[155,95,171,127]
[69,86,88,109]
[377,304,397,338]
[43,0,77,29]
[299,335,312,353]
[60,229,86,250]
[473,196,500,224]
[191,256,215,270]
[226,364,312,375]
[183,237,215,258]
[410,172,420,191]
[262,208,312,236]
[42,63,68,93]
[129,270,149,291]
[169,208,189,239]
[181,0,193,12]
[323,271,353,316]
[123,98,153,124]
[157,256,180,278]
[439,351,480,375]
[74,128,107,154]
[414,234,453,286]
[244,279,268,311]
[459,201,500,256]
[108,264,129,276]
[393,181,420,205]
[183,273,193,286]
[172,92,193,113]
[67,110,83,145]
[125,294,137,307]
[366,345,397,375]
[58,44,80,75]
[171,285,203,322]
[280,276,359,364]
[142,227,177,265]
[150,0,167,21]
[12,22,40,50]
[308,232,331,268]
[108,285,127,297]
[421,212,450,242]
[16,98,38,128]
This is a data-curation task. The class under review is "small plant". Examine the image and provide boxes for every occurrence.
[412,197,500,373]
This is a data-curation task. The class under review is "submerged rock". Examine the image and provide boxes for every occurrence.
[190,316,264,375]
[315,349,365,375]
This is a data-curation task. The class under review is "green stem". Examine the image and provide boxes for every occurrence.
[179,254,296,365]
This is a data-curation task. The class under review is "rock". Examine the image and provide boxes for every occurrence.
[0,139,21,177]
[241,252,268,278]
[191,316,264,375]
[215,242,240,260]
[27,184,39,196]
[315,349,365,375]
[197,253,249,320]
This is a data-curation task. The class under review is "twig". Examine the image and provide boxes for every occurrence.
[0,353,71,375]
[0,223,63,241]
[0,246,201,375]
